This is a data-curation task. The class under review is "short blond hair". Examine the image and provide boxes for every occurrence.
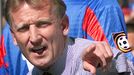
[5,0,66,26]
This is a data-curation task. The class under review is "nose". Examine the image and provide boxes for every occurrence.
[29,25,42,45]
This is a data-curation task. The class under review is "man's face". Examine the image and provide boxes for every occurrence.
[10,3,68,69]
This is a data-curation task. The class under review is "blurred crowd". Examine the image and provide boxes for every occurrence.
[118,0,134,23]
[118,0,134,56]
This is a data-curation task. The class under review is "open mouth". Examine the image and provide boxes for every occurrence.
[31,45,48,54]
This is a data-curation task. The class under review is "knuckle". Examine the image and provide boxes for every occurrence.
[109,52,114,58]
[105,55,110,59]
[97,53,103,57]
[103,63,107,68]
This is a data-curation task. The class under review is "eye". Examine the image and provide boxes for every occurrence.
[36,21,51,28]
[17,24,29,32]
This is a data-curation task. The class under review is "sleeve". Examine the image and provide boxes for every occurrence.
[109,48,134,74]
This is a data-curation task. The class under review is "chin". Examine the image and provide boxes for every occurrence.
[32,58,53,69]
[35,62,53,70]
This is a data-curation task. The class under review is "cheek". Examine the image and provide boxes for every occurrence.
[14,32,29,47]
[52,32,65,57]
[39,26,63,40]
[40,27,65,55]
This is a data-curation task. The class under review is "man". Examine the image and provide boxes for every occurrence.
[4,0,125,75]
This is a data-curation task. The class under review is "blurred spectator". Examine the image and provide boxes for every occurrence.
[1,0,6,29]
[118,0,134,63]
[118,0,134,23]
[126,16,134,59]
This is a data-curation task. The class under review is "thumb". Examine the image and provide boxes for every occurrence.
[83,61,96,75]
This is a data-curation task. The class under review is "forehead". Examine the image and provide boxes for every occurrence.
[13,3,50,15]
[10,2,54,24]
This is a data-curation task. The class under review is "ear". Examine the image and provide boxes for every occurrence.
[10,29,18,45]
[61,15,69,36]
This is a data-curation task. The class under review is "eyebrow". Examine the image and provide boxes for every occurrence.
[35,18,52,25]
[14,23,27,30]
[37,18,52,22]
[14,18,52,29]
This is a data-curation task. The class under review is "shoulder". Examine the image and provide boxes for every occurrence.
[73,38,95,51]
[67,37,94,53]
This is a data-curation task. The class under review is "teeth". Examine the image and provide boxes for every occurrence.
[32,46,44,51]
